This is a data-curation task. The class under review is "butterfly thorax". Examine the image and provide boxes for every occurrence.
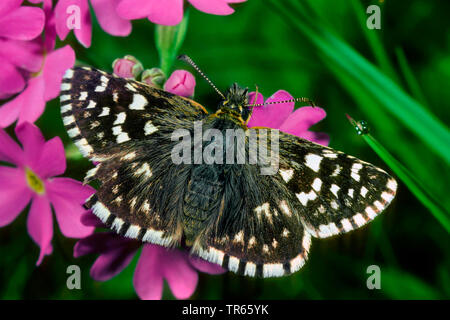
[216,82,250,124]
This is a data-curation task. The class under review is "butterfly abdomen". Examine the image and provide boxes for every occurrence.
[183,165,224,244]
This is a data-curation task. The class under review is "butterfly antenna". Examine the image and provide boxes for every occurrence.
[178,54,226,100]
[247,97,316,108]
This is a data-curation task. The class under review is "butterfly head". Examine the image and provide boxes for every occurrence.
[218,83,251,122]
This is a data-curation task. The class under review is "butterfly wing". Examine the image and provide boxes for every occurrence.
[60,66,207,161]
[277,132,397,238]
[191,128,397,277]
[61,67,207,246]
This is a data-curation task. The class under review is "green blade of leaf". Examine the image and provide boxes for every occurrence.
[347,115,450,233]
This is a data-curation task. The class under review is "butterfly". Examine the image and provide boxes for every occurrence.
[60,55,397,278]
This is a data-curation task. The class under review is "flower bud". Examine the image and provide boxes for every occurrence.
[164,70,196,97]
[141,68,166,89]
[112,55,143,79]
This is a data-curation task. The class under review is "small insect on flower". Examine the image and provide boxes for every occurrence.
[60,55,397,278]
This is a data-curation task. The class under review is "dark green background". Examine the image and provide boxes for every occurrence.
[1,0,449,299]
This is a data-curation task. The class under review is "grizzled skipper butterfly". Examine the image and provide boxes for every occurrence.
[60,55,397,278]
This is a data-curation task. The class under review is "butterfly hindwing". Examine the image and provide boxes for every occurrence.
[189,127,311,278]
[277,132,397,238]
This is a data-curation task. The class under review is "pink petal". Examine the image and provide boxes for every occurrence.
[27,194,53,266]
[116,0,154,20]
[133,244,165,300]
[14,122,46,170]
[279,106,327,136]
[188,0,234,15]
[33,137,66,178]
[0,167,32,227]
[147,0,184,26]
[42,45,75,101]
[247,90,294,129]
[162,249,198,299]
[55,0,91,47]
[0,61,25,95]
[0,0,22,17]
[0,95,21,128]
[164,70,196,97]
[90,0,131,36]
[188,256,226,275]
[0,127,24,165]
[80,211,104,228]
[0,39,43,73]
[43,1,56,51]
[0,7,45,40]
[46,177,95,204]
[247,91,264,121]
[297,131,330,146]
[48,193,94,238]
[11,76,46,126]
[90,246,137,281]
[74,233,138,281]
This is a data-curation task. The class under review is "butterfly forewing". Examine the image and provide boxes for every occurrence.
[61,67,207,247]
[60,67,207,161]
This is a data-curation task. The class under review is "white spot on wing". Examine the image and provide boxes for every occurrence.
[99,107,110,117]
[360,186,368,198]
[312,178,322,192]
[330,184,340,197]
[129,94,147,110]
[61,83,71,91]
[279,200,292,217]
[305,154,323,172]
[279,168,294,182]
[63,69,74,79]
[86,100,96,109]
[144,120,158,135]
[263,264,284,278]
[341,218,353,232]
[295,190,317,206]
[353,213,366,227]
[113,112,126,125]
[134,163,152,178]
[79,92,88,100]
[116,132,130,143]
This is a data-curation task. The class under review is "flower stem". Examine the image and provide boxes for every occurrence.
[155,10,190,75]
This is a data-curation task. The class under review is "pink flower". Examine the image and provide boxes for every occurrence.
[247,90,330,146]
[0,0,75,128]
[117,0,246,26]
[74,215,225,300]
[112,55,143,79]
[164,70,196,97]
[0,0,45,97]
[0,45,75,128]
[54,0,132,48]
[0,122,95,265]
